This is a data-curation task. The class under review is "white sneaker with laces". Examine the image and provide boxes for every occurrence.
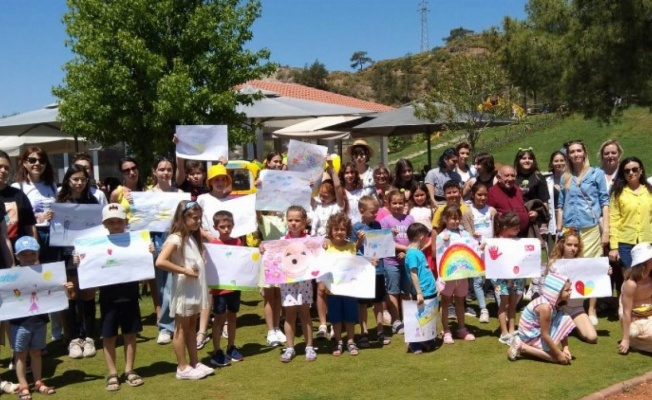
[194,362,215,377]
[479,308,490,323]
[83,337,96,357]
[68,338,84,359]
[275,329,287,343]
[316,325,328,339]
[267,330,281,347]
[157,331,172,345]
[175,366,205,380]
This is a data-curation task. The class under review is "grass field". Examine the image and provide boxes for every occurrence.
[4,290,650,400]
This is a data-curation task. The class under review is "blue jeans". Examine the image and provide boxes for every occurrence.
[472,277,487,309]
[152,232,174,334]
[619,243,635,268]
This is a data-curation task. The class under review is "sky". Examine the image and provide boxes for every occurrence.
[0,0,528,117]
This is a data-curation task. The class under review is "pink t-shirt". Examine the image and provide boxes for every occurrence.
[380,213,415,267]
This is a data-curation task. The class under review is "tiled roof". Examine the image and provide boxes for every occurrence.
[240,80,394,112]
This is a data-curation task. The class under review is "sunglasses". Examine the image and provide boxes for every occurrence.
[624,167,640,175]
[26,157,45,165]
[352,153,367,159]
[121,166,138,174]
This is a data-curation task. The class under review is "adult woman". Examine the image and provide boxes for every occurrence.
[455,142,476,183]
[0,150,37,247]
[348,140,374,191]
[424,148,461,204]
[609,157,652,268]
[463,152,496,199]
[514,148,549,206]
[109,157,144,217]
[11,147,58,262]
[545,151,566,239]
[557,140,609,325]
[598,139,623,189]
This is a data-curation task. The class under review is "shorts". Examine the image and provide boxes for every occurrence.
[384,264,410,295]
[561,299,585,318]
[439,279,469,298]
[492,279,526,296]
[327,295,359,324]
[281,281,313,307]
[358,275,387,305]
[11,321,46,352]
[100,300,143,338]
[212,292,241,314]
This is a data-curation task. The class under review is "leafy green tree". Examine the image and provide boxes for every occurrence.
[350,51,373,71]
[53,0,275,162]
[293,60,329,90]
[416,53,512,152]
[443,27,475,44]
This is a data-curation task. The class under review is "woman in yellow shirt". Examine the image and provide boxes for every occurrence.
[609,157,652,268]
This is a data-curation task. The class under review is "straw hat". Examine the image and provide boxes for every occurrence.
[347,139,373,159]
[206,164,232,187]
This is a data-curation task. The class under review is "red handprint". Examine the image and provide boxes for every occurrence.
[488,246,502,260]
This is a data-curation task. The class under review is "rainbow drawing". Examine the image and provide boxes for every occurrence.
[437,243,485,281]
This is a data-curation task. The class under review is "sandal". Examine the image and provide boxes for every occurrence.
[124,371,144,387]
[457,328,476,341]
[34,381,55,395]
[196,331,209,350]
[443,331,455,344]
[357,334,370,348]
[105,374,120,392]
[17,387,30,400]
[347,342,359,356]
[0,381,18,394]
[332,340,343,356]
[377,332,391,346]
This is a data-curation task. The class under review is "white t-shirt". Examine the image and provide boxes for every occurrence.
[361,166,375,191]
[471,205,494,243]
[345,187,374,224]
[310,200,341,237]
[11,181,57,227]
[409,206,433,228]
[91,187,108,207]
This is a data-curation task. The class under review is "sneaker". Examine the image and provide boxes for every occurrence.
[83,337,97,357]
[226,346,244,363]
[465,307,477,318]
[68,339,84,359]
[479,308,490,324]
[210,350,231,367]
[305,346,317,361]
[267,331,281,347]
[316,325,328,340]
[281,347,296,362]
[175,366,205,380]
[408,342,423,354]
[391,320,404,334]
[157,331,172,345]
[507,335,522,361]
[275,329,287,343]
[193,362,214,377]
[498,334,512,345]
[447,305,457,320]
[589,315,599,326]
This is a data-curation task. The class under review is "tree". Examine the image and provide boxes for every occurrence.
[443,27,475,44]
[416,53,512,152]
[350,51,373,71]
[53,0,276,162]
[293,60,329,90]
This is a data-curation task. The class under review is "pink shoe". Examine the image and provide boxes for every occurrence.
[457,328,476,341]
[443,331,454,344]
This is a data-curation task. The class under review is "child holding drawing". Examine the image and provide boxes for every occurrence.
[155,201,213,380]
[12,236,72,399]
[208,210,244,367]
[405,223,437,354]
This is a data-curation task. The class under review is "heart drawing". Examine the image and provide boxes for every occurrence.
[107,248,113,255]
[311,270,320,277]
[575,280,595,296]
[513,266,520,275]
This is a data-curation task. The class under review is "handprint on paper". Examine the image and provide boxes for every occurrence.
[488,246,502,260]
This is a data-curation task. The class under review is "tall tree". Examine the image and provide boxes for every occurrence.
[416,53,512,152]
[350,51,373,71]
[53,0,275,161]
[443,27,475,44]
[293,60,329,90]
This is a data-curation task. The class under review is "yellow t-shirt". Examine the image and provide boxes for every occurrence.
[432,202,469,229]
[325,241,356,255]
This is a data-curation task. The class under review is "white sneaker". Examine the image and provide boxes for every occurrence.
[589,315,599,326]
[157,331,172,345]
[175,366,205,380]
[316,325,328,340]
[479,308,490,324]
[68,339,84,359]
[275,329,287,343]
[193,362,214,377]
[83,337,96,357]
[267,331,281,347]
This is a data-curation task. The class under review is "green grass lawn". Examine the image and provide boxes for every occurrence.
[5,291,650,400]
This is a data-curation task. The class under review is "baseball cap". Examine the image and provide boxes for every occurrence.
[206,164,232,187]
[15,236,40,254]
[102,204,127,221]
[631,242,652,267]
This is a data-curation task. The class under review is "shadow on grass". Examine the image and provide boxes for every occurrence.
[134,361,178,378]
[237,313,265,328]
[241,299,262,307]
[46,367,103,389]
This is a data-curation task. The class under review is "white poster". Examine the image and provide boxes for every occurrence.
[0,262,68,320]
[286,140,328,183]
[199,194,257,238]
[484,238,542,279]
[363,229,396,259]
[255,170,312,212]
[175,125,228,161]
[402,298,439,343]
[75,231,154,289]
[50,203,105,246]
[320,253,376,298]
[129,192,191,232]
[551,257,612,299]
[205,243,261,291]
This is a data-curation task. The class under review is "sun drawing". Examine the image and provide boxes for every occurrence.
[42,270,53,281]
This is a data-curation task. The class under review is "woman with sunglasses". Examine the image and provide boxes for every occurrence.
[556,140,610,326]
[109,157,144,218]
[11,147,59,263]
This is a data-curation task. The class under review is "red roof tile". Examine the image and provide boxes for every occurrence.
[240,80,394,112]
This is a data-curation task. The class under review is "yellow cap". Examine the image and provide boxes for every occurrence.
[206,164,232,187]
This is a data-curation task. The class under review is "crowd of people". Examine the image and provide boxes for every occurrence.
[0,136,651,396]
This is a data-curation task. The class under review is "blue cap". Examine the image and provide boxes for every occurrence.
[15,236,40,254]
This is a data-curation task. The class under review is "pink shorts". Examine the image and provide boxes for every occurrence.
[439,279,469,298]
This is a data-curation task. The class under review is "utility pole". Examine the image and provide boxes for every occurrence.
[418,0,429,52]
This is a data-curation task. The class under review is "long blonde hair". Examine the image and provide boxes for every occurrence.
[562,141,590,190]
[169,200,204,259]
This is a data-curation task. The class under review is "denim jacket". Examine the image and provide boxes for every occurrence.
[557,167,609,229]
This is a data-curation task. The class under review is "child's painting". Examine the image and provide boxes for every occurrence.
[129,192,191,232]
[286,139,328,184]
[436,243,485,281]
[49,203,105,246]
[552,257,611,299]
[484,238,542,279]
[255,170,312,212]
[402,297,439,343]
[262,237,325,284]
[201,194,257,238]
[205,243,261,291]
[75,231,155,289]
[363,229,395,259]
[319,253,376,298]
[0,262,68,320]
[175,125,228,161]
